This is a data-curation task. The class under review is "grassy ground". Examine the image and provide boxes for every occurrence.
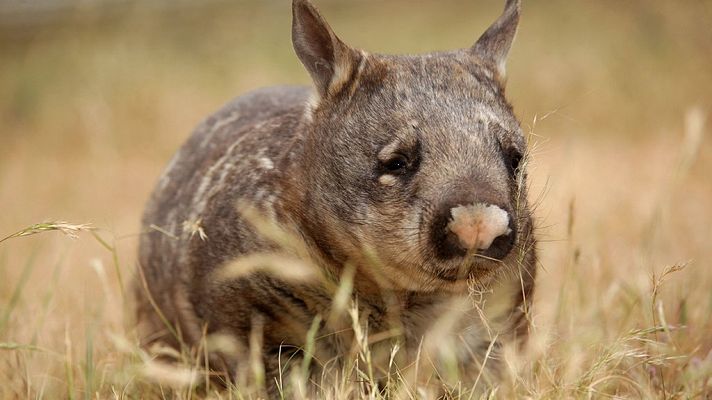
[1,0,711,398]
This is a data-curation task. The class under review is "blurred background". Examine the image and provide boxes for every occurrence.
[1,0,711,397]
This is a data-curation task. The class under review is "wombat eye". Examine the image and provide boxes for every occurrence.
[382,155,408,172]
[506,149,523,175]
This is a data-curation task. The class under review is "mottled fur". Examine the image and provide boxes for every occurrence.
[136,0,537,396]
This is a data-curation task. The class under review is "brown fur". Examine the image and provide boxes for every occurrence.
[136,0,536,396]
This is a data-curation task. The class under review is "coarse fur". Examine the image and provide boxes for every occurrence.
[136,0,537,396]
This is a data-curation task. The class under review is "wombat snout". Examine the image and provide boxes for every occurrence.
[434,202,516,261]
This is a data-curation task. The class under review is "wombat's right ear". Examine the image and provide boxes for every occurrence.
[292,0,360,97]
[471,0,521,85]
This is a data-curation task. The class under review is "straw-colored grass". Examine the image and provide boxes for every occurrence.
[1,0,711,398]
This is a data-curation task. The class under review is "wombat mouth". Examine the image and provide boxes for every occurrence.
[430,260,498,283]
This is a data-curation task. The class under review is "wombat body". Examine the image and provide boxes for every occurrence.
[136,0,537,395]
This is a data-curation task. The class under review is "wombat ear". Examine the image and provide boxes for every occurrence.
[470,0,521,84]
[292,0,360,97]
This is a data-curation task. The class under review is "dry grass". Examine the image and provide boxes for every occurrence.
[1,0,711,398]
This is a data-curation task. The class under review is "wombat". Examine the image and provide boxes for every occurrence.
[136,0,537,396]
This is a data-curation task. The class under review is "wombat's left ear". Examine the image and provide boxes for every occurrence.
[292,0,360,98]
[470,0,521,85]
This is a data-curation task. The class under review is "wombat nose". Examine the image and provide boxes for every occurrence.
[444,203,516,260]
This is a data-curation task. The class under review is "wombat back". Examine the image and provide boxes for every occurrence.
[136,86,310,348]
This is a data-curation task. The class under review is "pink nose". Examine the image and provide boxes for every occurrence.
[447,203,511,251]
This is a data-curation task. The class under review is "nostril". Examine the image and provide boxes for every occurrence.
[433,222,469,260]
[479,229,516,260]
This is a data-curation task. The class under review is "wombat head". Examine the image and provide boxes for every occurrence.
[290,0,533,292]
